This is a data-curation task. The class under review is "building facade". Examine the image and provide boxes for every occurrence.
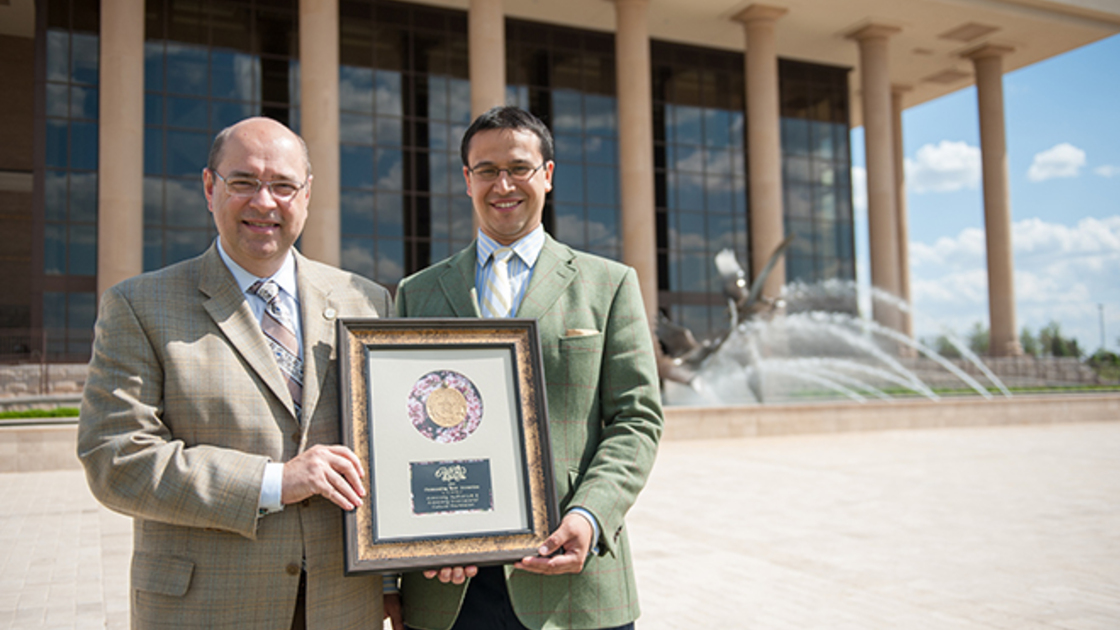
[0,0,1116,362]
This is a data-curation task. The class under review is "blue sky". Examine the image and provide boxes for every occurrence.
[851,33,1120,355]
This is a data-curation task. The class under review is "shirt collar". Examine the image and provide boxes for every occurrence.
[476,225,546,268]
[216,238,299,300]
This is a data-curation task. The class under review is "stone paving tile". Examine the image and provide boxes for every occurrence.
[1,421,1117,628]
[629,421,1120,629]
[0,470,131,630]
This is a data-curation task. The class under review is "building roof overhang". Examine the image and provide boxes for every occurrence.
[3,0,1116,125]
[437,0,1120,125]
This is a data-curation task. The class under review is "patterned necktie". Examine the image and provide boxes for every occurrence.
[482,247,514,319]
[249,280,303,414]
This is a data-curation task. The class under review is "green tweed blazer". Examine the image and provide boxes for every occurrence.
[395,234,664,630]
[78,244,392,629]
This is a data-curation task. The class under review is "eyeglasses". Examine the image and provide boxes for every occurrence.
[466,163,546,182]
[211,170,308,201]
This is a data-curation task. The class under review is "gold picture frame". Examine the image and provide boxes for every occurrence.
[338,318,558,574]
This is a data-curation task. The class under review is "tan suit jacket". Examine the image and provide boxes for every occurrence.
[78,244,391,629]
[395,235,664,630]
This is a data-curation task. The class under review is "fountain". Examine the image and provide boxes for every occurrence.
[657,242,1012,406]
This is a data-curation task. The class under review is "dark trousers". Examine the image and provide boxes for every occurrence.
[407,565,635,630]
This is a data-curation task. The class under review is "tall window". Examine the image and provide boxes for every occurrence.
[779,60,854,295]
[336,9,621,285]
[40,0,100,357]
[652,41,748,342]
[143,0,300,271]
[338,0,472,286]
[507,20,620,260]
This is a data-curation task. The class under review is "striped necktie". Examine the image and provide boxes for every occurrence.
[249,280,303,414]
[482,247,514,319]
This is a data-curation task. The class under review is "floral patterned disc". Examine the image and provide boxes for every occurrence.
[408,370,484,443]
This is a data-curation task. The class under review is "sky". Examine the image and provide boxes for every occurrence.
[850,33,1120,356]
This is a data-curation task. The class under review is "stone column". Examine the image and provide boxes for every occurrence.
[966,44,1022,356]
[468,0,505,235]
[299,0,340,265]
[470,0,506,117]
[97,0,145,296]
[892,85,912,339]
[614,0,658,322]
[734,4,787,304]
[848,24,901,331]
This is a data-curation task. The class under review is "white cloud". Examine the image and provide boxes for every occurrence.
[905,141,981,193]
[909,227,987,269]
[1094,165,1120,178]
[909,216,1120,353]
[1027,143,1086,182]
[911,268,989,306]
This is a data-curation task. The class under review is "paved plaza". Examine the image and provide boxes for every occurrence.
[2,421,1119,629]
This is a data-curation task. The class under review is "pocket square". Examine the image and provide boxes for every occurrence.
[564,328,599,337]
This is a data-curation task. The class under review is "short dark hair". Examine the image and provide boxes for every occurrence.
[207,117,312,177]
[459,106,554,167]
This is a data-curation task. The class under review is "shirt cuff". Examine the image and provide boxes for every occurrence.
[568,507,601,556]
[382,573,400,595]
[258,462,285,516]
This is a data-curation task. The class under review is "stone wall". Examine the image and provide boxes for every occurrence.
[901,356,1104,389]
[0,354,1111,409]
[663,393,1120,441]
[0,363,88,399]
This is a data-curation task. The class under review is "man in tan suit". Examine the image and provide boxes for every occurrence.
[78,117,390,628]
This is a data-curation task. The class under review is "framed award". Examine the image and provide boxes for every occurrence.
[338,318,558,574]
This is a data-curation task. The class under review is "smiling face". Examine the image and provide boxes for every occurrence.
[203,118,311,278]
[463,128,554,245]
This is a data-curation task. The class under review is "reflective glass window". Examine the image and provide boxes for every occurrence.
[653,41,750,341]
[167,97,208,130]
[507,20,620,259]
[68,225,97,275]
[143,0,299,271]
[552,164,585,205]
[779,59,854,295]
[42,0,100,360]
[339,0,471,283]
[44,171,67,221]
[42,292,67,354]
[69,172,97,223]
[44,224,66,275]
[342,236,376,279]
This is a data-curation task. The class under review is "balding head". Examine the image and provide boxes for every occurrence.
[207,117,311,180]
[202,116,313,278]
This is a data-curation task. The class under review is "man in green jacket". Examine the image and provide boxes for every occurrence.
[389,106,664,630]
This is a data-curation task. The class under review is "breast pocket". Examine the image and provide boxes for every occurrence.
[556,331,605,386]
[551,331,604,410]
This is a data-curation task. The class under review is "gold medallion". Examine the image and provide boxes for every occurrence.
[426,384,468,428]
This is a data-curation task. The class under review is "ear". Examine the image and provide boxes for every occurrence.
[202,169,216,210]
[303,174,313,201]
[542,161,555,193]
[463,165,473,198]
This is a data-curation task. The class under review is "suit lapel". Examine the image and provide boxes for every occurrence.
[516,235,577,320]
[198,245,297,419]
[437,244,483,317]
[294,252,335,427]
